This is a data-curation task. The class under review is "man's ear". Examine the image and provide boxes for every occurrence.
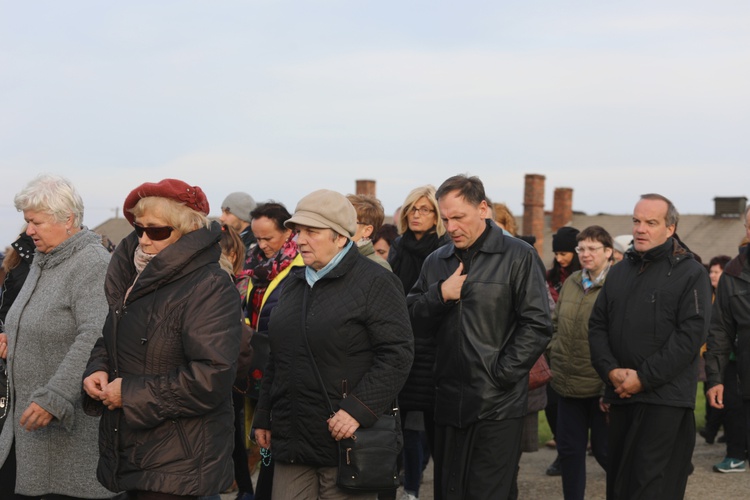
[362,224,374,239]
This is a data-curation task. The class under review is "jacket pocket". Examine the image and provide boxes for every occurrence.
[131,418,194,471]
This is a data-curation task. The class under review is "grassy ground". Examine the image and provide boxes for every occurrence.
[538,386,708,446]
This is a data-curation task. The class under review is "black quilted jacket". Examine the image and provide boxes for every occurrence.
[253,244,414,466]
[83,222,242,495]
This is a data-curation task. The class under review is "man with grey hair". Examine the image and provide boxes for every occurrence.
[589,193,711,499]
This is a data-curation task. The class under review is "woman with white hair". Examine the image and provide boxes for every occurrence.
[0,174,115,499]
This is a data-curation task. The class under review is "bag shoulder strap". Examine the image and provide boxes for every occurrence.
[300,287,336,417]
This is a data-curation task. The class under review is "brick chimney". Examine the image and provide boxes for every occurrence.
[522,174,545,255]
[551,187,573,231]
[355,179,376,197]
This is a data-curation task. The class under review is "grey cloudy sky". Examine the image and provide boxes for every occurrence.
[2,1,748,248]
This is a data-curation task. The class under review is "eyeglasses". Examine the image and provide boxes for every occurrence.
[408,206,435,216]
[575,245,604,254]
[134,223,174,241]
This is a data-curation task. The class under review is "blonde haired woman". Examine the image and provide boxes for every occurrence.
[387,184,449,500]
[83,179,242,500]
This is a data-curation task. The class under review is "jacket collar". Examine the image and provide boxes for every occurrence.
[33,228,102,270]
[723,245,750,282]
[291,243,361,283]
[625,237,692,275]
[107,221,223,304]
[438,219,509,260]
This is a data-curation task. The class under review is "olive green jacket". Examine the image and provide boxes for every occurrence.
[549,270,606,398]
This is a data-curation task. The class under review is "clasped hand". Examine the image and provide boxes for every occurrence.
[610,368,643,398]
[82,370,123,410]
[327,409,360,441]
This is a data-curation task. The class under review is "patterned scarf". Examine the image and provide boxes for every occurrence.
[581,261,611,292]
[240,235,298,329]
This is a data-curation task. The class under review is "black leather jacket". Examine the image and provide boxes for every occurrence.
[407,221,552,428]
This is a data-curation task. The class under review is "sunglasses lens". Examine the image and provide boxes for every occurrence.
[134,224,173,241]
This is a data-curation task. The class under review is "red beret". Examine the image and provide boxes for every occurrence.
[123,178,210,225]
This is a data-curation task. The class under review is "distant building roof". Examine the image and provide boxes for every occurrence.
[92,218,132,247]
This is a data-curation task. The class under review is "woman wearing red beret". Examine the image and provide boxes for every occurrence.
[83,179,243,500]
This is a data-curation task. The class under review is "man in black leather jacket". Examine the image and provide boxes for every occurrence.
[407,175,552,500]
[589,193,711,500]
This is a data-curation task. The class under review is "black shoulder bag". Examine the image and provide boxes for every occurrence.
[300,288,402,492]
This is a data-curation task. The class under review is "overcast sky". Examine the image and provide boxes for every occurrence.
[2,1,748,248]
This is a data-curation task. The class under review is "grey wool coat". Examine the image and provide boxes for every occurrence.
[0,229,114,498]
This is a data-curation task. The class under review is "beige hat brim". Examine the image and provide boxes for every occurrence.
[285,211,353,237]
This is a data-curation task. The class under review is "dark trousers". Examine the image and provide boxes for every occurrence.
[434,418,523,500]
[402,410,434,496]
[721,361,747,460]
[607,404,694,500]
[545,385,560,439]
[232,391,255,495]
[703,381,725,441]
[557,396,608,500]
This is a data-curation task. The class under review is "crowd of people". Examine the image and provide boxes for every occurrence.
[0,172,747,500]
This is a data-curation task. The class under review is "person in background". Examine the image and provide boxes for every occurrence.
[219,224,256,500]
[547,227,581,302]
[705,211,750,474]
[493,202,517,236]
[253,189,413,499]
[589,193,711,499]
[346,194,390,270]
[699,254,732,446]
[372,224,398,261]
[221,192,258,250]
[612,235,632,263]
[0,174,115,499]
[0,231,33,327]
[544,226,581,476]
[387,185,448,500]
[243,201,304,500]
[548,226,613,500]
[83,179,241,499]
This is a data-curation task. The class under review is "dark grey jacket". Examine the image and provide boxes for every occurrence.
[84,222,242,495]
[589,238,712,408]
[705,246,750,397]
[407,221,552,428]
[253,245,414,466]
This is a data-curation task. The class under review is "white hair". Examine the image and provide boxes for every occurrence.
[14,174,85,227]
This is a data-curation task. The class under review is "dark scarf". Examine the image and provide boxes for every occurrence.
[240,235,298,329]
[391,227,444,295]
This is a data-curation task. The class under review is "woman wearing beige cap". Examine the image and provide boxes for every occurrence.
[253,189,414,499]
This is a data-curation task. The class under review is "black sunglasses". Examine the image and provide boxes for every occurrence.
[133,223,174,241]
